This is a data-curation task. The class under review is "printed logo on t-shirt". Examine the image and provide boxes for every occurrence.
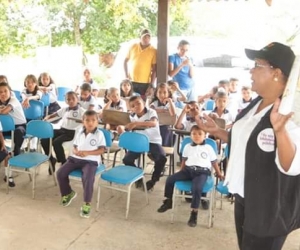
[201,152,208,159]
[90,139,96,146]
[72,111,78,117]
[257,128,275,152]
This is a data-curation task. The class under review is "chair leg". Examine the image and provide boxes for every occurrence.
[208,190,215,228]
[142,176,149,204]
[96,180,101,212]
[32,169,36,199]
[6,165,11,194]
[171,188,176,223]
[125,183,133,219]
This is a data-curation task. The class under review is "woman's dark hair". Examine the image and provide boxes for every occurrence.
[24,74,38,95]
[120,79,133,97]
[38,72,54,87]
[151,82,172,104]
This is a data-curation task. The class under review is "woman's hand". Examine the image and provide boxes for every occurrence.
[195,113,219,135]
[270,98,293,133]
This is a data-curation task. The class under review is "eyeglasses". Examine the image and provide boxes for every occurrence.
[254,62,274,69]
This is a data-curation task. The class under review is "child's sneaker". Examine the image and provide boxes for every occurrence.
[4,176,16,187]
[80,203,91,218]
[61,191,77,207]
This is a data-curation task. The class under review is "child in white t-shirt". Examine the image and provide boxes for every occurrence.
[157,125,223,227]
[57,110,106,218]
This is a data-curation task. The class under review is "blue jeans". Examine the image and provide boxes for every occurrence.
[123,143,166,182]
[164,166,209,209]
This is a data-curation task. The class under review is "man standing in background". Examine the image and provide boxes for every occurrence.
[124,29,157,99]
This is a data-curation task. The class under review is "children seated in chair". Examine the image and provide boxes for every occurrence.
[42,91,85,174]
[78,83,97,110]
[56,110,106,218]
[157,125,223,227]
[120,96,167,191]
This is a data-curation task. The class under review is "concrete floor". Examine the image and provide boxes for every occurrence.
[0,163,299,250]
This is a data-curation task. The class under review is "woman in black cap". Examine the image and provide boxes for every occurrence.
[194,42,300,250]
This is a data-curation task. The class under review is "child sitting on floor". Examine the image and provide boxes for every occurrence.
[56,110,106,218]
[157,125,223,227]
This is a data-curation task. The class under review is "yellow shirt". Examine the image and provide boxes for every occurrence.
[126,43,157,84]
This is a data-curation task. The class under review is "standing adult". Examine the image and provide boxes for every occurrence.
[123,29,157,99]
[168,40,195,101]
[194,42,300,250]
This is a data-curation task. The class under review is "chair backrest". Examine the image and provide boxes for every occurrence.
[98,128,113,147]
[118,132,149,153]
[13,90,22,102]
[205,138,218,154]
[179,137,218,155]
[23,100,44,120]
[0,115,15,132]
[205,99,215,111]
[26,120,54,139]
[40,93,51,107]
[179,137,193,154]
[157,112,176,126]
[102,110,131,126]
[57,87,72,101]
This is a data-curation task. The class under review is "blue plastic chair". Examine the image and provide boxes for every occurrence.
[7,120,56,198]
[23,100,44,120]
[171,137,218,228]
[57,87,72,102]
[0,115,15,152]
[205,99,215,111]
[40,93,51,116]
[13,90,22,102]
[98,132,149,219]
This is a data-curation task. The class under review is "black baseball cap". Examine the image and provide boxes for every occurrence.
[245,42,295,77]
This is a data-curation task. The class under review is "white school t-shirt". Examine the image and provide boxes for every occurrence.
[130,108,162,144]
[79,95,97,110]
[183,143,217,169]
[72,127,106,164]
[0,97,26,125]
[56,106,86,130]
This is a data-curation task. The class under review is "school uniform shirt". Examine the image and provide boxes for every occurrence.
[225,96,300,237]
[45,83,58,103]
[21,89,43,101]
[77,79,99,91]
[56,105,86,130]
[182,117,197,132]
[0,97,26,125]
[78,95,97,110]
[150,100,170,110]
[237,97,252,112]
[109,99,127,112]
[227,91,240,119]
[72,127,106,164]
[130,108,162,144]
[183,143,217,169]
[210,108,235,126]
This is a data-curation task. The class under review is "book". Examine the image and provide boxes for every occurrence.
[279,55,300,126]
